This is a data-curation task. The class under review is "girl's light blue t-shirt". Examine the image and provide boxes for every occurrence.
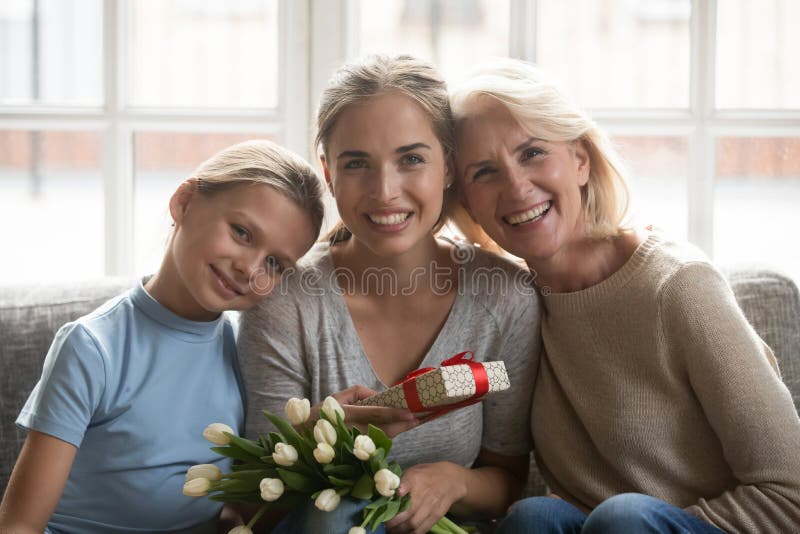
[17,279,245,534]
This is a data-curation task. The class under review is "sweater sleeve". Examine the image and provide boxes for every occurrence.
[660,262,800,532]
[237,286,313,440]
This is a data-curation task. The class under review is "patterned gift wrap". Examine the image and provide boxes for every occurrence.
[358,361,510,411]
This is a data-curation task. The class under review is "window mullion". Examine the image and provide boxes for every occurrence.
[510,0,536,61]
[688,0,717,257]
[103,0,133,276]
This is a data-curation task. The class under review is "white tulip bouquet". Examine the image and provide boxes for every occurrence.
[183,396,468,534]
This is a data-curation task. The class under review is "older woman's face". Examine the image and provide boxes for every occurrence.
[455,99,589,263]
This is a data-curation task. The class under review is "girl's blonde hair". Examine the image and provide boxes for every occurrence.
[314,54,456,243]
[190,139,325,239]
[450,59,630,244]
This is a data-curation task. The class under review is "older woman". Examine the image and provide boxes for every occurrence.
[450,59,800,533]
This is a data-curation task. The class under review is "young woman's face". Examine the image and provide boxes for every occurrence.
[322,91,451,258]
[170,182,315,320]
[455,99,589,263]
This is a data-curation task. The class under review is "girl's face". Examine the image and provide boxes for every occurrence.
[322,91,451,258]
[169,182,315,320]
[455,99,590,264]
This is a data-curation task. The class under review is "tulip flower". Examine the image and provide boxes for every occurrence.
[313,442,335,464]
[322,395,345,422]
[313,419,337,446]
[259,477,284,502]
[374,468,400,498]
[353,435,376,461]
[348,528,366,534]
[315,488,341,512]
[202,423,234,446]
[285,397,311,425]
[182,477,211,497]
[185,464,222,482]
[227,527,253,534]
[272,442,299,467]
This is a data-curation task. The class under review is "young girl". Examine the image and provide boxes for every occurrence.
[238,55,542,533]
[0,140,325,533]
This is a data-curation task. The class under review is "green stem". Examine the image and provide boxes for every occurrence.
[246,504,269,529]
[429,521,450,534]
[361,506,378,528]
[435,516,469,534]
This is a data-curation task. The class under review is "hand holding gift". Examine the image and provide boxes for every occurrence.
[182,396,468,533]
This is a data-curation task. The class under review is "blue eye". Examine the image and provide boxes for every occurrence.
[343,159,367,170]
[265,255,284,274]
[401,154,424,166]
[232,224,250,242]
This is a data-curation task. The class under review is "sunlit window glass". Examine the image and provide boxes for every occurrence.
[130,0,279,108]
[358,0,510,83]
[0,0,103,105]
[716,0,800,109]
[714,137,800,282]
[536,0,691,108]
[0,130,104,282]
[134,132,279,275]
[613,136,689,241]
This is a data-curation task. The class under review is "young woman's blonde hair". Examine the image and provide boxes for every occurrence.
[190,139,326,240]
[450,58,630,243]
[314,54,457,243]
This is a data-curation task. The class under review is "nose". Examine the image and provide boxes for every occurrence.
[232,250,262,282]
[371,164,400,202]
[504,164,534,200]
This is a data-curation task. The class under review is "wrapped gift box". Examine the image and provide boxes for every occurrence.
[357,360,510,413]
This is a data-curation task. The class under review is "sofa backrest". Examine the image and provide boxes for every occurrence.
[1,270,799,498]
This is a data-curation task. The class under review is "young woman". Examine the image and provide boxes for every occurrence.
[450,59,800,533]
[237,55,541,533]
[0,140,325,533]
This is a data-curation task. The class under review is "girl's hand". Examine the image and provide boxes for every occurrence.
[310,385,421,438]
[384,462,466,534]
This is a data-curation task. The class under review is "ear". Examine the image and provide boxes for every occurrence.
[574,140,591,187]
[169,179,198,227]
[320,155,334,194]
[443,156,455,191]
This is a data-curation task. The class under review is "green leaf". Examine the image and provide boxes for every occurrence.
[210,446,260,463]
[225,433,267,458]
[258,435,271,451]
[277,468,321,493]
[262,409,305,449]
[387,461,403,477]
[334,410,353,445]
[268,432,284,451]
[212,478,260,493]
[367,424,392,457]
[398,493,412,514]
[368,503,388,531]
[322,463,359,479]
[350,472,374,500]
[364,495,389,510]
[369,448,387,474]
[327,475,355,488]
[375,498,401,524]
[224,468,278,481]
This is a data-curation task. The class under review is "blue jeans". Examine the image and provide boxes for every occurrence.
[496,493,727,534]
[271,496,385,534]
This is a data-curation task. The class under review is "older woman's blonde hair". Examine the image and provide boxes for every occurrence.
[450,59,630,244]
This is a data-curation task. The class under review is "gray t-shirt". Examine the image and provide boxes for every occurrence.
[238,240,541,468]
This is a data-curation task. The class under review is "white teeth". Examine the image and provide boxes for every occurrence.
[369,212,411,225]
[505,202,551,225]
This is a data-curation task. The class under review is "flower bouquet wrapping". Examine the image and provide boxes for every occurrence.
[183,396,468,534]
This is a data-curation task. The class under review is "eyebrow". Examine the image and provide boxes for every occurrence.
[232,211,295,266]
[396,142,431,154]
[463,137,546,173]
[336,150,369,160]
[335,142,432,160]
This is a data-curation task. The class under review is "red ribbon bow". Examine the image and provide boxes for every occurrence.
[395,351,490,416]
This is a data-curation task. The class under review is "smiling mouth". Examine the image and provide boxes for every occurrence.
[211,266,244,296]
[367,212,412,225]
[503,201,552,226]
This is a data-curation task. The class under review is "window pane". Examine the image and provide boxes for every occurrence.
[0,0,103,105]
[536,0,691,108]
[130,0,279,108]
[613,135,689,240]
[714,137,800,282]
[716,0,800,109]
[0,130,104,282]
[358,0,510,82]
[134,132,279,275]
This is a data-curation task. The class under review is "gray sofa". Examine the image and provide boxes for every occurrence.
[2,270,799,498]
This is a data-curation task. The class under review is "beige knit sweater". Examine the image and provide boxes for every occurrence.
[531,233,800,533]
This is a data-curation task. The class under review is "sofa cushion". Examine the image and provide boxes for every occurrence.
[0,279,132,492]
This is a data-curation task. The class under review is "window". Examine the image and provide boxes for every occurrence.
[2,0,798,282]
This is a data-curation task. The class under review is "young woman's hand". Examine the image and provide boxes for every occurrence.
[309,385,421,438]
[384,461,466,534]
